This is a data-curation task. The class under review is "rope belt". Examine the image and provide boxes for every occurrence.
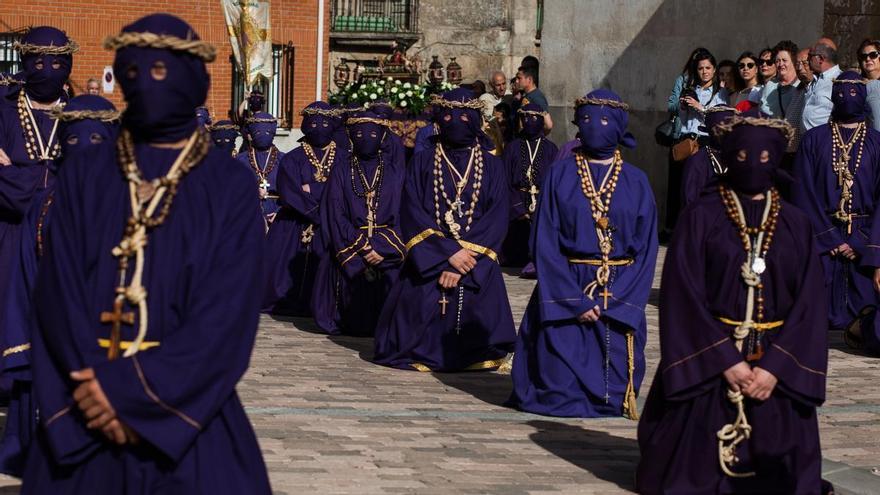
[716,317,784,332]
[567,257,635,266]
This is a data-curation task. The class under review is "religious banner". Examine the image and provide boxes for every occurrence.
[221,0,273,89]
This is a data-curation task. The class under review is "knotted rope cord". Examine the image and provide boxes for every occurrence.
[715,190,774,479]
[112,128,209,357]
[830,121,866,233]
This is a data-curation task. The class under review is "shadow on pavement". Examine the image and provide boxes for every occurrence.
[326,334,375,362]
[827,329,875,358]
[431,370,514,407]
[527,420,638,491]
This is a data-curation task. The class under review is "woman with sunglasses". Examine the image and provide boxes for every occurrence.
[758,47,777,82]
[730,52,763,111]
[858,39,880,80]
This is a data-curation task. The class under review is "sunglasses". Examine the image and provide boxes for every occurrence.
[860,50,880,62]
[738,62,756,69]
[759,59,774,67]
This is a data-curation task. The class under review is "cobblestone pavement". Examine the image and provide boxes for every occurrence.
[1,248,878,493]
[244,247,880,494]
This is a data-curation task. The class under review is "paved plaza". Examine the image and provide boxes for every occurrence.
[2,249,879,493]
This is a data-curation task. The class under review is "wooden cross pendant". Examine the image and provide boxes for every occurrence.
[100,298,135,360]
[439,292,449,316]
[600,286,612,310]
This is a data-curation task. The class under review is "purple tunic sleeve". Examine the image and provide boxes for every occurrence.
[865,204,880,267]
[756,213,828,405]
[792,129,845,253]
[0,165,41,218]
[400,151,465,278]
[531,161,596,322]
[657,205,745,399]
[277,150,321,224]
[325,161,369,278]
[602,169,659,331]
[92,172,265,462]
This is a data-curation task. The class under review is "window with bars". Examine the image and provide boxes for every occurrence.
[331,0,419,33]
[231,43,296,128]
[0,32,22,75]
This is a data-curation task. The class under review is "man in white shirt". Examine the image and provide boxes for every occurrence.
[479,71,510,121]
[802,42,842,131]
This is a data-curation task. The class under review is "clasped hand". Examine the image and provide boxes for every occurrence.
[831,243,857,260]
[70,368,138,445]
[723,362,778,401]
[363,246,384,266]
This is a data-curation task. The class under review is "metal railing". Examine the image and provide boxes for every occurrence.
[0,32,22,75]
[331,0,419,33]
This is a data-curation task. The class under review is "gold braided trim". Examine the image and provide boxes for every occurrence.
[464,357,507,371]
[347,116,391,127]
[50,108,121,122]
[411,362,432,372]
[716,317,784,332]
[14,40,79,55]
[103,32,216,62]
[429,94,485,110]
[245,116,279,124]
[209,123,238,131]
[45,406,71,426]
[622,331,639,420]
[517,108,546,116]
[458,240,498,262]
[574,97,630,111]
[713,116,795,145]
[833,78,868,85]
[337,234,366,259]
[97,338,160,350]
[568,258,634,266]
[2,343,30,357]
[706,105,738,114]
[377,232,405,258]
[301,107,341,117]
[405,228,443,251]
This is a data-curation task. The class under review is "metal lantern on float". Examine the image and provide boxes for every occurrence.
[446,57,462,85]
[333,60,351,89]
[428,55,444,85]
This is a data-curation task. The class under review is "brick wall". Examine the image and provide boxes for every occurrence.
[0,0,331,127]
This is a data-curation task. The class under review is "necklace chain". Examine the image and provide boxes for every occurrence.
[433,143,484,240]
[830,121,867,232]
[18,91,62,162]
[249,146,278,189]
[303,141,335,182]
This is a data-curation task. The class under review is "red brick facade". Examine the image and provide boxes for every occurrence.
[0,1,330,126]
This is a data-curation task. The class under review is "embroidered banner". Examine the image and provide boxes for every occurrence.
[221,0,273,89]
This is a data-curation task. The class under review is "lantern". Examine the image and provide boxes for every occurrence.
[333,60,351,89]
[446,57,462,85]
[428,55,444,85]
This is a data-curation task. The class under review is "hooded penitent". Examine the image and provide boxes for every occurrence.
[346,111,386,158]
[106,13,214,143]
[831,70,868,124]
[246,112,278,151]
[300,101,337,148]
[717,116,793,195]
[16,26,77,103]
[195,106,212,128]
[53,94,120,157]
[210,120,239,155]
[431,88,493,150]
[517,103,545,140]
[573,89,636,159]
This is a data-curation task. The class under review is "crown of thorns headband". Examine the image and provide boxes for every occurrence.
[50,108,121,123]
[245,116,279,125]
[0,74,22,86]
[574,96,630,111]
[14,39,79,56]
[209,123,238,131]
[517,108,546,117]
[300,107,340,117]
[832,78,868,85]
[429,94,485,110]
[713,116,795,145]
[346,116,391,127]
[103,32,216,62]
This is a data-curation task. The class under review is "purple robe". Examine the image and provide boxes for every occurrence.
[680,146,723,208]
[0,97,53,337]
[22,143,271,493]
[235,146,284,222]
[312,141,406,335]
[0,175,52,476]
[372,146,516,371]
[262,144,345,315]
[791,124,880,328]
[500,137,558,267]
[508,156,658,417]
[637,193,828,494]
